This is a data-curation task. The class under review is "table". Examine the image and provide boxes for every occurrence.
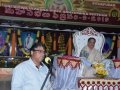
[52,55,80,90]
[57,56,80,68]
[78,78,120,90]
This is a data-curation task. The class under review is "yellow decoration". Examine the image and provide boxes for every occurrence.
[93,63,108,78]
[58,33,65,53]
[93,63,104,69]
[45,32,52,53]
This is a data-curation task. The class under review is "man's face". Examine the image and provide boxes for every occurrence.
[87,39,95,50]
[31,46,45,63]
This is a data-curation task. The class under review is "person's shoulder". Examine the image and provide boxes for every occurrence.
[14,60,29,70]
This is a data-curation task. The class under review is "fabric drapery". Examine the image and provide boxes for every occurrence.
[52,56,80,90]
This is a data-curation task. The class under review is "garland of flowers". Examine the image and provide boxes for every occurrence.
[58,33,66,53]
[17,30,40,56]
[0,28,11,53]
[45,32,52,54]
[103,35,116,58]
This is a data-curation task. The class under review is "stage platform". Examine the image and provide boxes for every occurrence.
[0,68,12,90]
[0,74,11,90]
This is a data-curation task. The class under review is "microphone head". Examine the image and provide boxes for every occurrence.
[45,57,51,64]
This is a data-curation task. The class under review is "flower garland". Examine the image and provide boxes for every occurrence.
[0,28,11,53]
[45,32,52,53]
[17,30,40,56]
[93,63,108,78]
[103,35,116,58]
[58,33,66,53]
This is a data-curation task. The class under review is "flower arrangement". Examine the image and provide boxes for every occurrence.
[93,63,108,78]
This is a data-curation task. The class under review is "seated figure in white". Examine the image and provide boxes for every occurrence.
[80,37,103,77]
[73,27,115,78]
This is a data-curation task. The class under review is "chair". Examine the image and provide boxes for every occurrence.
[73,27,105,57]
[72,27,115,78]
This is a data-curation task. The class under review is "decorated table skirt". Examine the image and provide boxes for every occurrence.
[77,78,120,90]
[52,56,80,90]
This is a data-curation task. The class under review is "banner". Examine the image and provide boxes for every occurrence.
[0,2,120,26]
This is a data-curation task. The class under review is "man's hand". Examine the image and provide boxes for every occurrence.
[80,57,92,67]
[91,64,96,68]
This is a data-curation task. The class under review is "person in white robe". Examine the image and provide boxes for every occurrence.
[80,37,103,77]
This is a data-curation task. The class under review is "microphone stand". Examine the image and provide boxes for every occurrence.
[40,61,52,90]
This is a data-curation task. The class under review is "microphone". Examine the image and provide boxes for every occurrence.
[45,57,51,64]
[44,56,55,78]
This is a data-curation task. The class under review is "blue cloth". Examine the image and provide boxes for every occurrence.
[51,56,79,90]
[11,58,51,90]
[102,59,115,78]
[112,68,120,78]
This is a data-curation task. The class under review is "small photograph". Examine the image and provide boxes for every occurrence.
[21,32,36,52]
[16,30,37,56]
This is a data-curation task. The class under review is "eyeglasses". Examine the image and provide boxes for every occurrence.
[33,50,46,54]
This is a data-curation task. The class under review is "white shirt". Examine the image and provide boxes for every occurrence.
[11,58,51,90]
